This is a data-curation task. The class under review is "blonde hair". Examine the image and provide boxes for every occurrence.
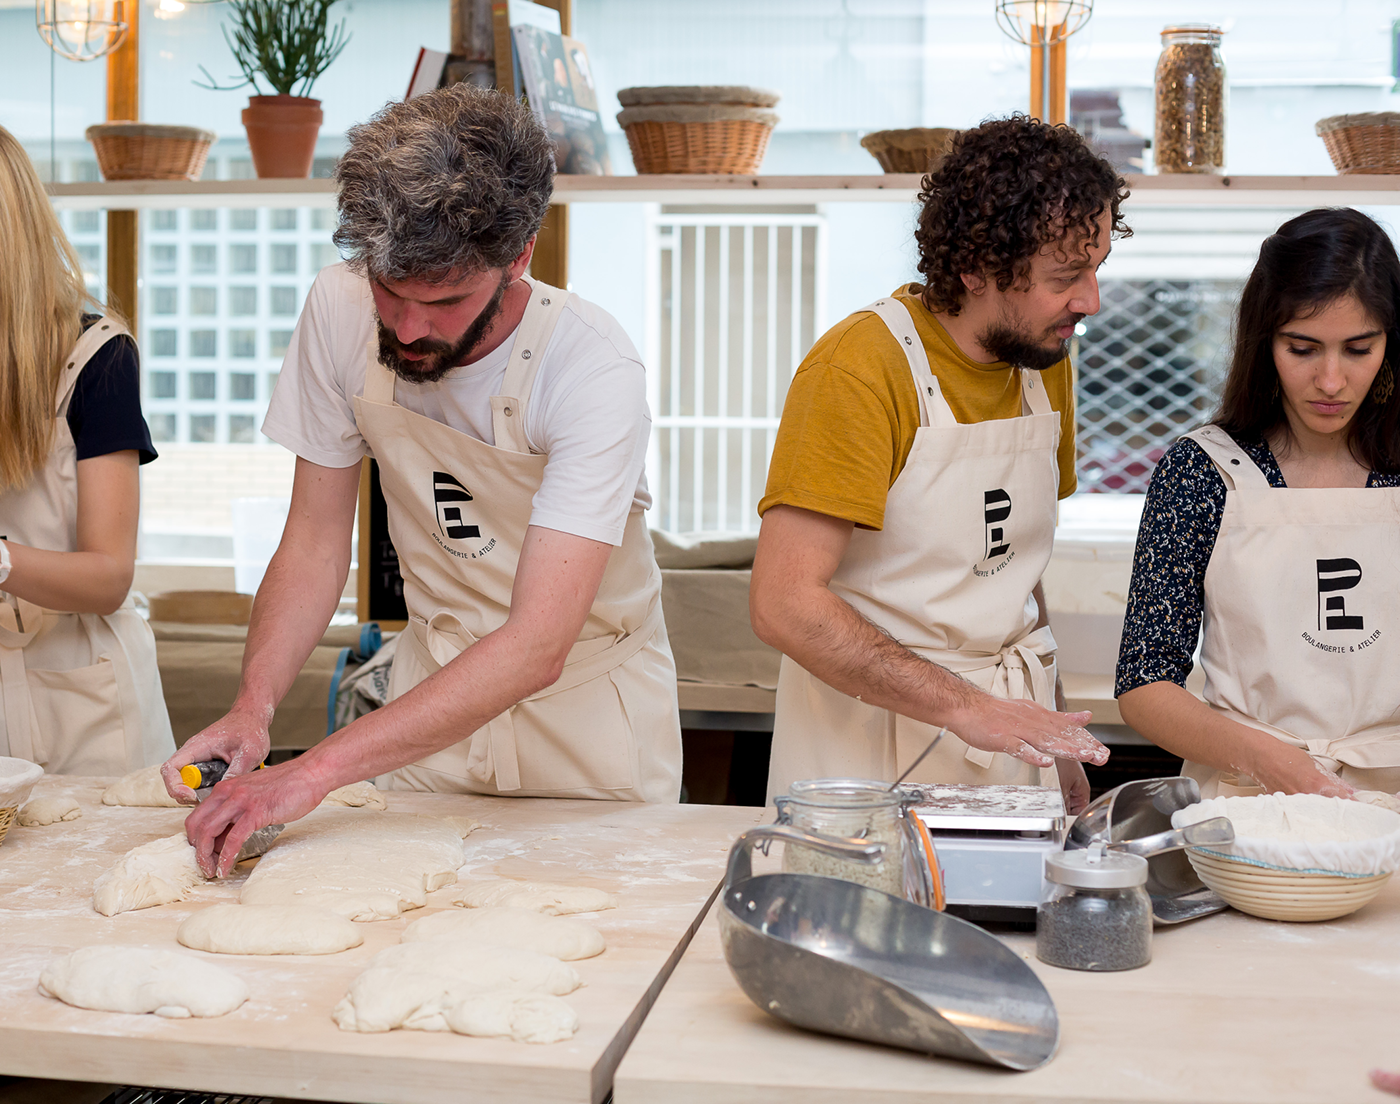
[0,126,101,491]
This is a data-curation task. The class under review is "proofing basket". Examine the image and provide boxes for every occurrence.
[1316,113,1400,175]
[860,127,959,174]
[1187,848,1391,922]
[617,92,779,175]
[86,122,215,181]
[0,758,44,848]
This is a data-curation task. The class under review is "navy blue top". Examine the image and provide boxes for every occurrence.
[1114,430,1400,696]
[66,316,157,465]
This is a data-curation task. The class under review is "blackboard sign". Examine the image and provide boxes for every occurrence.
[357,459,408,626]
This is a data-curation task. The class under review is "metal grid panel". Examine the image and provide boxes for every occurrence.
[1076,279,1240,493]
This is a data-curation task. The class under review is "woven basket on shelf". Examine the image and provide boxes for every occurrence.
[1316,113,1400,175]
[616,86,780,174]
[860,127,959,174]
[0,804,16,848]
[85,122,215,181]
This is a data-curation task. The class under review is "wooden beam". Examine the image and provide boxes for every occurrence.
[105,0,139,327]
[1028,23,1067,125]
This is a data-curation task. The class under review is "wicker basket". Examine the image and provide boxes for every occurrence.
[0,804,16,848]
[617,85,780,108]
[85,122,215,182]
[1316,113,1400,175]
[860,128,959,174]
[618,103,778,174]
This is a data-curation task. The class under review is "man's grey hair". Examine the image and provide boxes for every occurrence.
[334,84,554,283]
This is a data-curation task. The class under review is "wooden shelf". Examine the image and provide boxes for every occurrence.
[45,173,1400,210]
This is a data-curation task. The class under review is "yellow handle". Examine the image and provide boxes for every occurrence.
[179,764,204,790]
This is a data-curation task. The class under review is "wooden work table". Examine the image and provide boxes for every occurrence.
[615,865,1400,1103]
[0,777,764,1104]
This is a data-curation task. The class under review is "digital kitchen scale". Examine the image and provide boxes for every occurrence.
[904,783,1067,925]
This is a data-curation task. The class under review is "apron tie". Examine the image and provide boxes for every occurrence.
[0,596,43,762]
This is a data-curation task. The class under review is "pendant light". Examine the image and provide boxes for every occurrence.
[36,0,130,62]
[995,0,1093,125]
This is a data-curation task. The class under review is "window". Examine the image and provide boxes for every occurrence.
[189,414,217,443]
[230,244,257,274]
[189,287,218,316]
[230,372,256,400]
[150,210,177,232]
[228,159,255,181]
[230,209,257,231]
[269,331,294,357]
[151,287,178,315]
[271,209,297,231]
[75,244,100,276]
[191,210,217,232]
[191,244,217,274]
[271,244,297,274]
[267,371,281,394]
[149,330,177,357]
[229,286,257,315]
[270,286,299,316]
[310,209,335,231]
[150,245,177,274]
[189,372,217,400]
[149,371,177,399]
[72,210,100,233]
[311,243,340,270]
[229,415,258,443]
[230,330,257,358]
[312,156,338,178]
[74,160,99,182]
[148,413,177,443]
[190,330,217,357]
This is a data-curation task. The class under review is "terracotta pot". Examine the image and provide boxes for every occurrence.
[241,94,323,178]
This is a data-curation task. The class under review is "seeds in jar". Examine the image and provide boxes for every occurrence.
[783,825,904,897]
[1154,37,1225,173]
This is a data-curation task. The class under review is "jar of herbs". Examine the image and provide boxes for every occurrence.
[1154,24,1226,173]
[1036,845,1152,972]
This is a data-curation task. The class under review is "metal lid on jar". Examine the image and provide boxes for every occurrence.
[1161,23,1224,37]
[1045,848,1148,889]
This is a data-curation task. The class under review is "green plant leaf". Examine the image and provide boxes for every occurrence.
[201,0,351,98]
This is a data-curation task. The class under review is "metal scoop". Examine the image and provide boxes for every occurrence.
[718,824,1059,1071]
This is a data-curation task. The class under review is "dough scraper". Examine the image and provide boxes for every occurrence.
[181,758,285,866]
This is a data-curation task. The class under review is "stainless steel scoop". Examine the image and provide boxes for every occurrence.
[718,824,1059,1072]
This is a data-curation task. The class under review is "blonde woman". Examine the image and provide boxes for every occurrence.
[0,126,173,774]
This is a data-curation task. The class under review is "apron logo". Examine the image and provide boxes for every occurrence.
[984,489,1012,559]
[1316,558,1363,630]
[433,472,480,541]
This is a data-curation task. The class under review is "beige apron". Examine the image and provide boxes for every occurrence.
[767,296,1063,801]
[1184,426,1400,798]
[351,278,682,802]
[0,318,174,775]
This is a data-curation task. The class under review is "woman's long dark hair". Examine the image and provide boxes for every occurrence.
[1214,207,1400,473]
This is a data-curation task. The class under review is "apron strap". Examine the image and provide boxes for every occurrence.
[491,278,572,454]
[1184,426,1271,491]
[55,317,131,415]
[0,597,43,761]
[1019,367,1053,417]
[862,297,958,429]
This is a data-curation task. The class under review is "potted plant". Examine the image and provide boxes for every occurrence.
[198,0,350,178]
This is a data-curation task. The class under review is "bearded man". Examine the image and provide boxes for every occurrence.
[750,116,1132,812]
[165,85,680,876]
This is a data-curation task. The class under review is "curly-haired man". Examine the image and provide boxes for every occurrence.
[165,86,681,875]
[752,117,1131,812]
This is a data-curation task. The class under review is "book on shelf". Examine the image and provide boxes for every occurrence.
[406,47,449,100]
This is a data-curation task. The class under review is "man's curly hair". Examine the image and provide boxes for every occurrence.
[915,116,1130,315]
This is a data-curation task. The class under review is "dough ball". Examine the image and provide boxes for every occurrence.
[454,879,617,915]
[445,991,579,1044]
[40,945,248,1018]
[320,781,387,810]
[93,834,202,917]
[402,906,604,960]
[102,765,181,808]
[18,796,81,826]
[177,904,364,956]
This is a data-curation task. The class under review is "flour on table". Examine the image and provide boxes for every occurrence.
[454,879,617,915]
[40,946,248,1018]
[101,765,181,807]
[445,991,579,1044]
[1354,791,1400,814]
[93,833,202,916]
[402,906,604,960]
[320,781,387,809]
[177,904,364,955]
[18,796,81,826]
[332,940,580,1037]
[241,811,465,921]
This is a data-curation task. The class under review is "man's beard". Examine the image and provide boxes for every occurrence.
[977,309,1081,372]
[376,273,511,384]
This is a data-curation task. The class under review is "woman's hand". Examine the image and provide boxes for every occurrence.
[1056,758,1093,815]
[1247,744,1354,798]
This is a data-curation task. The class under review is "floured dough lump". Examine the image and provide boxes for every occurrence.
[40,946,248,1018]
[18,796,81,826]
[178,904,364,955]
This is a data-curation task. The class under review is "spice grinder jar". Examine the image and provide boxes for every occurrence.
[1154,23,1227,174]
[1037,846,1152,971]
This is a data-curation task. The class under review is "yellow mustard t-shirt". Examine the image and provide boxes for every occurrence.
[758,285,1077,529]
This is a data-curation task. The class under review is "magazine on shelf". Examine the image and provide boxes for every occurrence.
[405,47,448,99]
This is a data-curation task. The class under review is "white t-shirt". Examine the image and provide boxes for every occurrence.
[262,264,652,546]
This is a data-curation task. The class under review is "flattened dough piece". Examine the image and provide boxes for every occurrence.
[402,907,604,960]
[1355,790,1400,814]
[40,946,248,1018]
[445,991,579,1044]
[102,765,181,808]
[241,811,465,921]
[178,904,364,955]
[93,834,202,916]
[18,796,81,826]
[332,941,581,1034]
[455,879,617,915]
[320,781,387,809]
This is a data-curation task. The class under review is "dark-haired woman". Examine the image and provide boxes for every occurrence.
[1116,207,1400,801]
